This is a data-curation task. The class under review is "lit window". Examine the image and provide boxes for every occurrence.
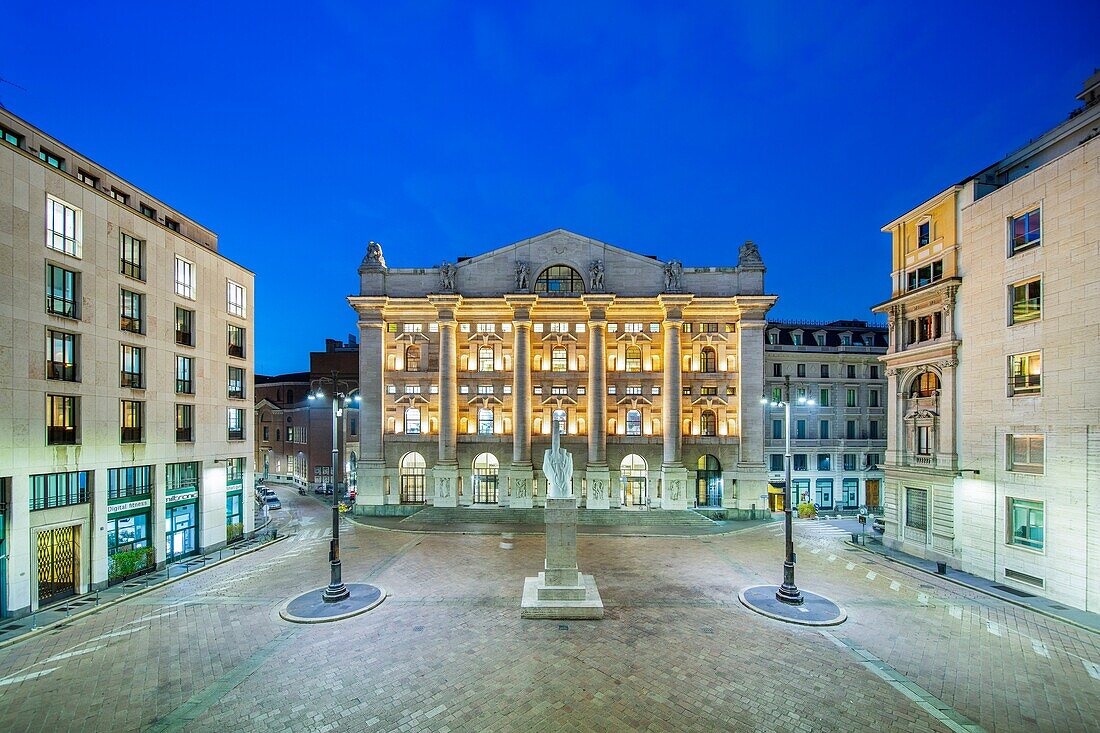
[625,346,641,372]
[478,408,494,435]
[404,384,422,394]
[175,257,195,299]
[47,330,77,381]
[227,280,246,318]
[534,265,584,295]
[46,195,81,257]
[77,169,98,188]
[700,386,717,396]
[551,346,567,372]
[624,323,642,333]
[46,395,78,445]
[1008,498,1044,550]
[120,344,144,389]
[1010,208,1041,254]
[176,307,195,347]
[1010,278,1041,325]
[906,260,944,290]
[478,384,494,395]
[917,221,930,247]
[227,325,246,358]
[227,408,245,440]
[46,264,79,318]
[625,386,642,395]
[120,289,144,333]
[405,408,422,434]
[176,404,194,442]
[227,366,245,399]
[551,386,567,396]
[1008,352,1041,396]
[176,356,193,394]
[479,346,495,372]
[1007,434,1044,474]
[649,323,660,333]
[700,323,718,333]
[700,347,717,373]
[120,400,145,444]
[626,409,642,436]
[476,323,494,332]
[550,322,569,333]
[700,410,717,436]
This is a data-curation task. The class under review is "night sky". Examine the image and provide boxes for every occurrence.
[3,2,1096,375]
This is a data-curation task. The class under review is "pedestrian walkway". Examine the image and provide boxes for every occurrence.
[349,511,773,536]
[854,537,1100,634]
[0,528,281,649]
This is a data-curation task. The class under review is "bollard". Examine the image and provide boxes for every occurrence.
[936,561,948,575]
[499,532,514,550]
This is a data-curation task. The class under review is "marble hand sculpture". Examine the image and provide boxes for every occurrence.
[542,420,573,498]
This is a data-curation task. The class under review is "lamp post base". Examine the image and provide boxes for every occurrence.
[775,583,804,605]
[281,583,386,623]
[322,579,351,603]
[739,585,846,627]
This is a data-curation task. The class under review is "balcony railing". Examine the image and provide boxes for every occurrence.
[176,427,194,443]
[48,361,77,381]
[109,482,152,500]
[121,372,144,389]
[1011,374,1041,395]
[176,329,194,346]
[909,454,935,467]
[120,315,143,333]
[121,427,143,444]
[47,295,77,318]
[228,428,244,441]
[31,484,89,510]
[47,426,77,445]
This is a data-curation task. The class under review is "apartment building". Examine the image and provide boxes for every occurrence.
[874,72,1100,610]
[0,108,255,617]
[763,320,888,512]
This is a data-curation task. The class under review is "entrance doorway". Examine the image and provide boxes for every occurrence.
[767,484,785,512]
[36,525,77,606]
[619,454,647,507]
[865,479,881,509]
[166,504,198,561]
[695,454,722,507]
[472,453,499,504]
[400,452,427,503]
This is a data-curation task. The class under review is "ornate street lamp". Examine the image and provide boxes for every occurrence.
[308,373,360,603]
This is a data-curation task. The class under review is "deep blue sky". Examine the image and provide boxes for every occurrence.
[3,2,1097,374]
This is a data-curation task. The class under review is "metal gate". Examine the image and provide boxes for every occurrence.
[37,525,77,605]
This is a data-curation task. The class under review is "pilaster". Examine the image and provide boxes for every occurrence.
[584,294,614,509]
[353,297,387,506]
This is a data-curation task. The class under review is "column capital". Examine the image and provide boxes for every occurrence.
[582,294,615,322]
[348,296,388,322]
[428,293,462,321]
[505,294,538,322]
[732,295,778,324]
[658,293,693,321]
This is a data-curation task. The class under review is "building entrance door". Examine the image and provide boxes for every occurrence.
[865,480,880,509]
[620,477,646,506]
[695,455,722,507]
[36,525,77,606]
[473,475,497,504]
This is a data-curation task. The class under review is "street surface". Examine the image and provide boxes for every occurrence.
[0,487,1097,732]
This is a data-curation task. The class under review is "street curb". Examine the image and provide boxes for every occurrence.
[0,534,289,651]
[278,585,389,624]
[845,540,1099,636]
[738,585,848,627]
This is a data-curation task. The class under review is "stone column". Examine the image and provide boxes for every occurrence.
[430,295,461,507]
[506,295,537,508]
[659,295,692,509]
[937,358,958,472]
[583,295,614,509]
[735,310,769,512]
[354,301,387,506]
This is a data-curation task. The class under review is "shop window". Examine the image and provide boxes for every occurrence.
[1008,498,1044,550]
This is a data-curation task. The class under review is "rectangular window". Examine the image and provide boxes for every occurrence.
[405,323,425,333]
[700,322,718,333]
[31,471,89,511]
[793,454,807,471]
[772,420,782,440]
[403,384,422,394]
[817,453,831,471]
[46,196,81,257]
[47,330,77,381]
[847,364,857,379]
[120,232,145,280]
[139,202,156,219]
[680,323,692,333]
[0,124,23,147]
[1007,434,1044,474]
[906,260,944,291]
[166,461,200,492]
[917,221,930,247]
[846,420,856,440]
[773,363,782,377]
[77,169,98,188]
[479,384,496,395]
[387,323,398,333]
[1008,498,1044,550]
[905,488,928,531]
[176,307,195,346]
[681,386,691,396]
[163,218,180,233]
[842,478,859,508]
[120,288,144,333]
[108,465,152,500]
[1010,277,1041,325]
[176,404,194,442]
[771,386,782,403]
[120,344,144,389]
[551,348,567,372]
[174,256,195,299]
[819,389,829,406]
[228,366,245,399]
[796,420,806,439]
[649,323,660,333]
[701,386,718,396]
[1010,208,1041,254]
[916,426,931,455]
[770,454,784,471]
[1009,352,1041,396]
[110,188,129,204]
[869,390,879,408]
[550,322,570,333]
[814,334,825,346]
[120,399,144,443]
[870,365,879,379]
[869,421,879,440]
[227,324,246,358]
[843,454,857,471]
[227,280,246,318]
[575,323,586,333]
[796,363,806,377]
[846,388,857,407]
[227,408,245,441]
[624,322,643,333]
[820,364,829,378]
[791,333,802,345]
[176,355,193,394]
[39,148,65,170]
[46,394,78,445]
[226,457,245,486]
[478,409,494,435]
[263,425,270,441]
[624,385,642,396]
[820,420,830,440]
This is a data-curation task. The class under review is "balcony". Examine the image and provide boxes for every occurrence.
[909,454,935,468]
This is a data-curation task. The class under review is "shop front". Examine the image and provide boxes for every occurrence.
[226,492,244,543]
[165,490,199,562]
[106,497,153,584]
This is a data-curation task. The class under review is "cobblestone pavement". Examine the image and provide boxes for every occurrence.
[1,492,1097,732]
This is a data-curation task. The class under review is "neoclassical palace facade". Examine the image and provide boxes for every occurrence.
[348,230,775,513]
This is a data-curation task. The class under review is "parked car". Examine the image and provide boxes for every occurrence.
[314,483,334,496]
[872,516,885,534]
[263,493,282,510]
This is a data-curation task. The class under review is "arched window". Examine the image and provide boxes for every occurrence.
[619,454,647,507]
[534,265,584,295]
[910,372,940,398]
[552,409,567,435]
[286,389,294,404]
[472,453,499,504]
[625,346,642,373]
[626,409,642,436]
[533,416,543,434]
[551,346,568,372]
[404,407,421,434]
[405,345,421,372]
[479,346,494,372]
[701,410,717,436]
[700,347,717,373]
[400,452,426,503]
[696,454,722,507]
[651,354,661,371]
[577,417,586,434]
[478,408,494,435]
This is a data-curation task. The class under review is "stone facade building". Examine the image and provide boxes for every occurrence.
[875,72,1100,610]
[763,320,888,512]
[348,230,775,513]
[0,108,255,617]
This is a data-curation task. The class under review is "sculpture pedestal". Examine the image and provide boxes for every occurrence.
[660,465,690,510]
[584,466,611,510]
[431,465,459,508]
[521,497,603,619]
[508,466,535,509]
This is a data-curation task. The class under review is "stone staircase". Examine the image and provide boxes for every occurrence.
[400,506,716,527]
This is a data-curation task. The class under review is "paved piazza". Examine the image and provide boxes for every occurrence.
[1,491,1098,733]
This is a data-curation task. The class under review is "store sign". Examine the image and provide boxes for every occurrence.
[107,498,152,515]
[166,490,198,506]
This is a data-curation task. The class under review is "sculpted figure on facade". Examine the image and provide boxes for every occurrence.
[738,240,763,268]
[437,476,451,498]
[362,240,387,269]
[589,259,605,291]
[515,478,528,498]
[663,259,683,292]
[515,261,531,291]
[439,262,457,292]
[542,420,574,498]
[590,479,604,500]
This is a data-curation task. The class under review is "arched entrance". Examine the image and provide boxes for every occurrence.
[696,454,722,507]
[400,452,426,503]
[472,453,499,504]
[619,454,647,507]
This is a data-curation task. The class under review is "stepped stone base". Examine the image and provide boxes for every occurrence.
[521,573,604,619]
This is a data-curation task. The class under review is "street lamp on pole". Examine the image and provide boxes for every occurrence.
[760,374,815,605]
[308,374,360,603]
